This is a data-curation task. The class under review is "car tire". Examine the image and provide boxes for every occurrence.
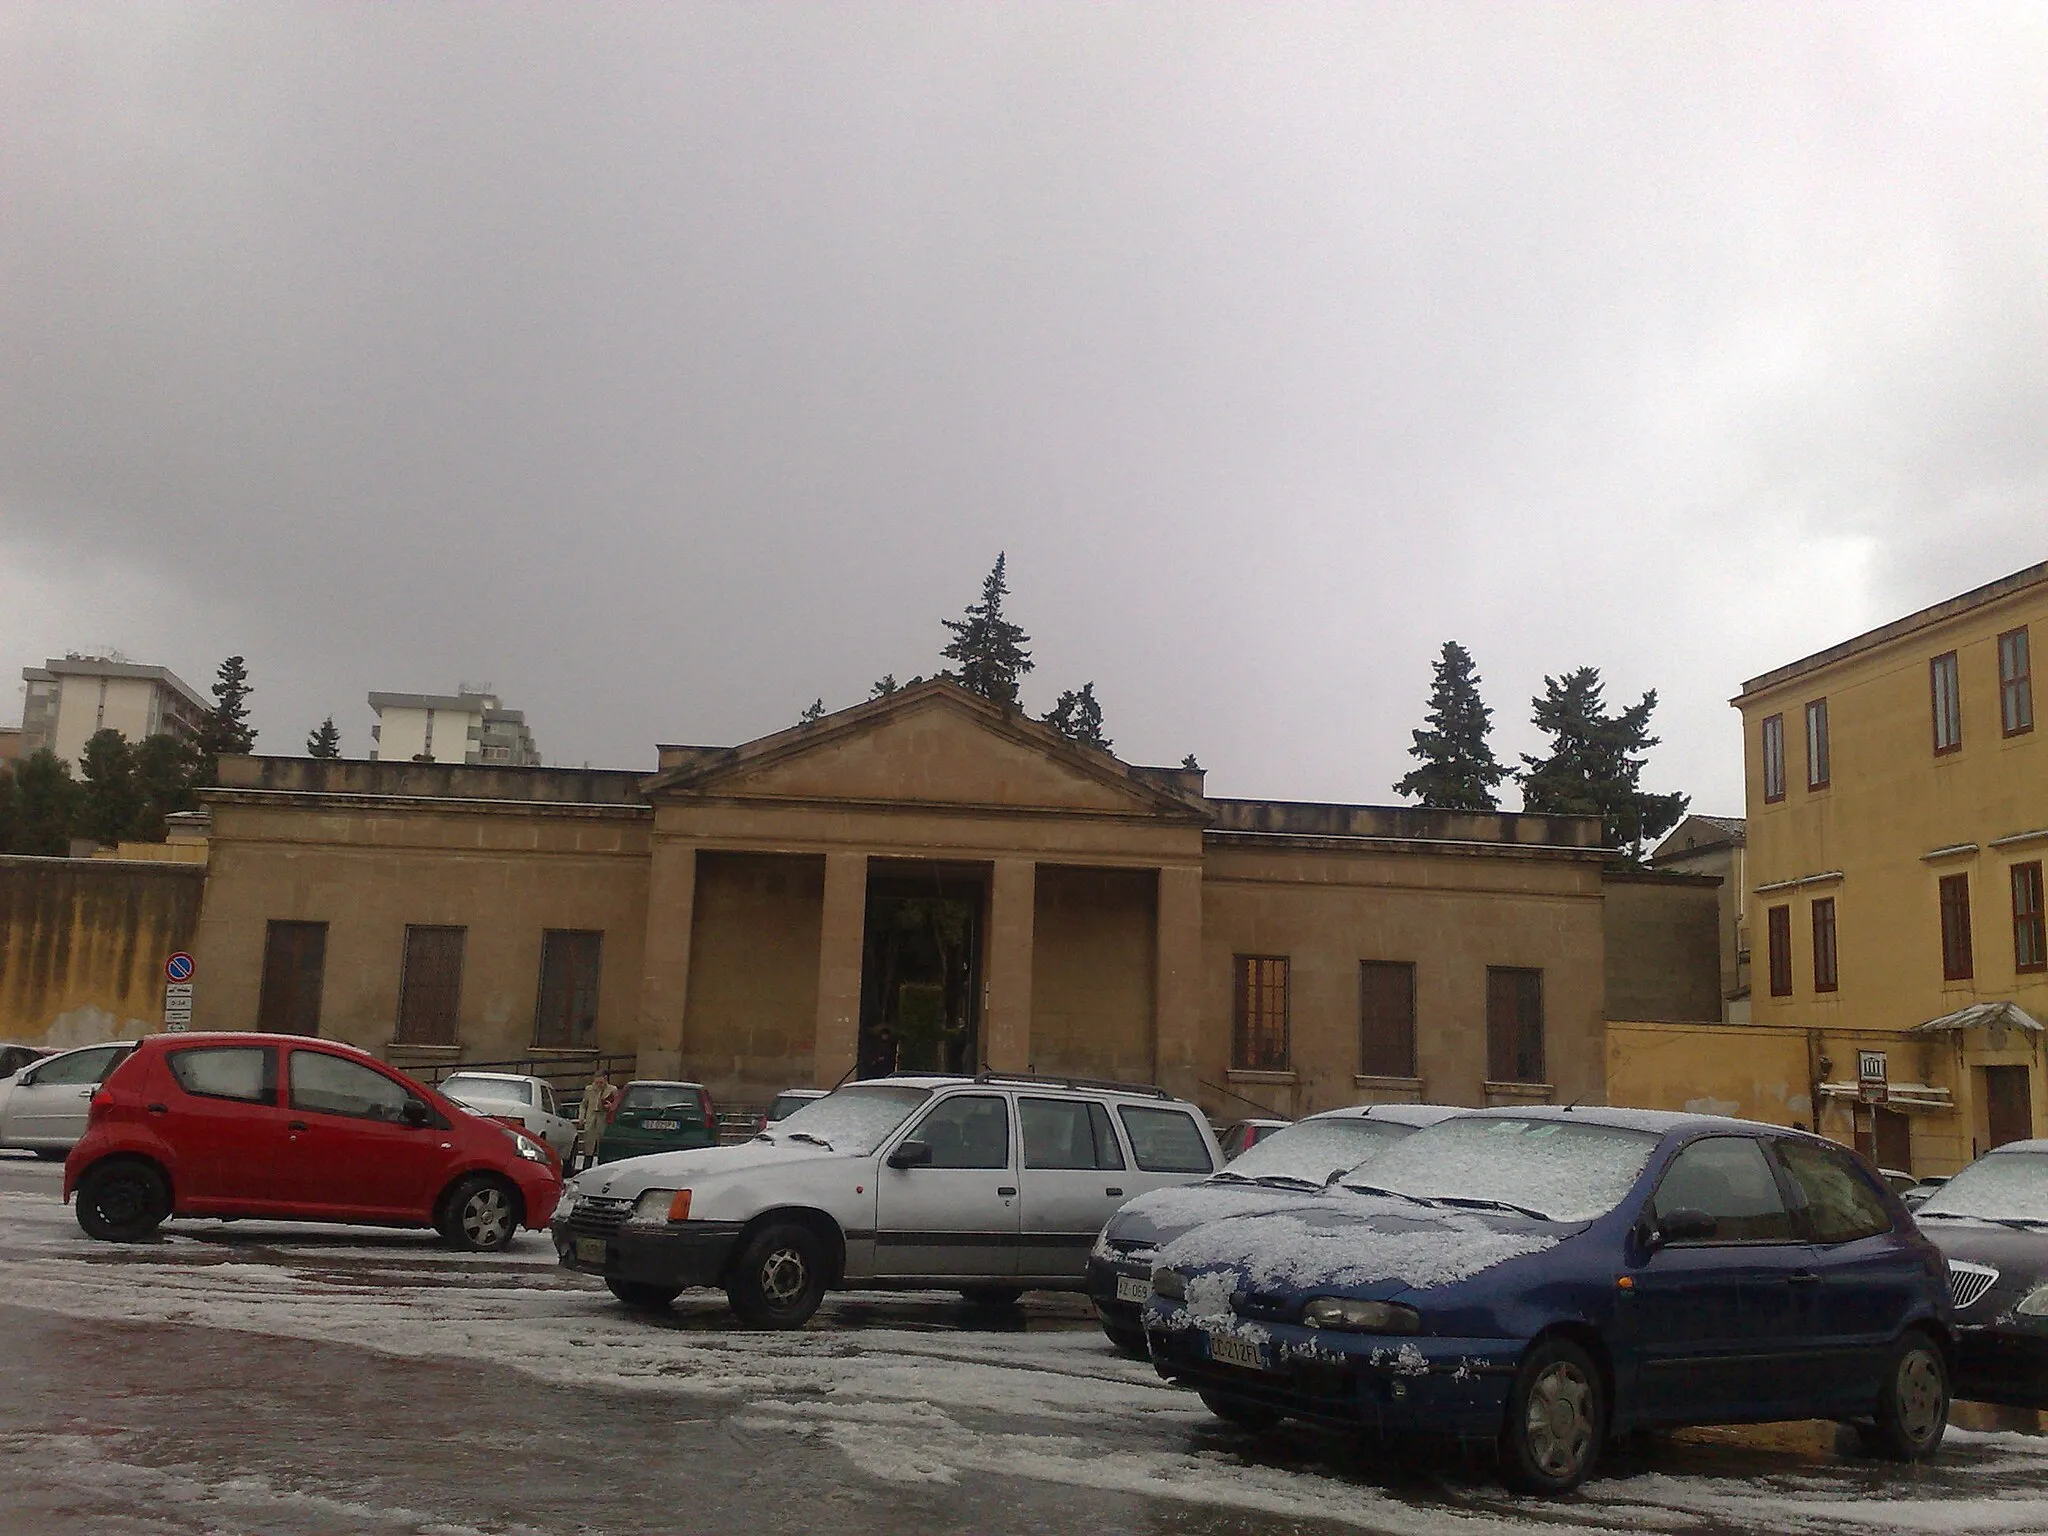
[1498,1337,1605,1495]
[959,1286,1025,1309]
[1864,1330,1950,1462]
[1100,1319,1149,1358]
[74,1159,171,1242]
[725,1221,828,1329]
[442,1174,521,1252]
[1197,1387,1281,1433]
[606,1278,682,1310]
[34,1148,67,1162]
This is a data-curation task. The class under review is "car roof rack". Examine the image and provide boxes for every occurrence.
[968,1070,1172,1100]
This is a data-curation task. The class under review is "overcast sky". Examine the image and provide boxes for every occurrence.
[4,5,2044,814]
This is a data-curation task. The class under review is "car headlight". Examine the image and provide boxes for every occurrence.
[2019,1284,2048,1319]
[629,1188,693,1224]
[1152,1267,1186,1301]
[1301,1297,1422,1334]
[511,1134,549,1165]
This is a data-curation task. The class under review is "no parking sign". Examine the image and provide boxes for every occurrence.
[164,952,196,1030]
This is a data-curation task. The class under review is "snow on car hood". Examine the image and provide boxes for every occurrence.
[1102,1179,1333,1252]
[1154,1198,1560,1307]
[571,1135,847,1198]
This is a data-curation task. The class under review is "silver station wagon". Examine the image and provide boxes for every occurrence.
[552,1073,1222,1326]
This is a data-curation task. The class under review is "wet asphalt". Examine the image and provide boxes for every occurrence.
[2,1150,2045,1536]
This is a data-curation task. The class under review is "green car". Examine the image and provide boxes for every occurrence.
[594,1080,719,1163]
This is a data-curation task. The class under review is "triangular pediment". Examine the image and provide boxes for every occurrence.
[646,682,1207,820]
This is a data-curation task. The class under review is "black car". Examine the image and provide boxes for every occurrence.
[1916,1138,2048,1409]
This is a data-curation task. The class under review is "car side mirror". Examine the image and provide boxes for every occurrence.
[1654,1208,1718,1247]
[887,1139,933,1169]
[402,1097,431,1128]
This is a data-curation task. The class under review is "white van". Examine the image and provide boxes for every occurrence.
[552,1073,1222,1327]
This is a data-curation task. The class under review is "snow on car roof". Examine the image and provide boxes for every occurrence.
[622,1079,708,1089]
[441,1071,538,1083]
[1460,1103,1786,1137]
[1303,1103,1463,1128]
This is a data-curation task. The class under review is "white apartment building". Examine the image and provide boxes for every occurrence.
[18,657,210,769]
[368,686,541,766]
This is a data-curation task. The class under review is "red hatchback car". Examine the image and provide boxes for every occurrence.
[65,1033,560,1251]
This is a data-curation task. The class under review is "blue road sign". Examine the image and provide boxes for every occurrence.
[165,952,196,983]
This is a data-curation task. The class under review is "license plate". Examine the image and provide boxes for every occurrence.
[1207,1332,1268,1371]
[642,1120,679,1131]
[1115,1275,1151,1305]
[575,1237,607,1264]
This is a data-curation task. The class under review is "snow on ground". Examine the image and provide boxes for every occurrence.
[3,1182,2046,1535]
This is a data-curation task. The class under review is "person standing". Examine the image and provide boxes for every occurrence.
[577,1070,617,1172]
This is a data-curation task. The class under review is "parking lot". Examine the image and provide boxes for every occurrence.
[3,1152,2046,1536]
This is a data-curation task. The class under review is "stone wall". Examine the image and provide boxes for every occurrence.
[0,856,206,1046]
[1601,870,1724,1023]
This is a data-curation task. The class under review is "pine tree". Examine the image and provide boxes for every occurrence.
[193,655,257,787]
[128,733,198,841]
[306,717,342,758]
[1519,666,1689,862]
[1394,641,1509,811]
[1180,753,1202,772]
[77,729,141,846]
[869,675,899,698]
[799,698,825,725]
[1042,682,1112,751]
[939,553,1033,708]
[15,749,79,856]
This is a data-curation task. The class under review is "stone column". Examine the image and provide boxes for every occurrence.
[636,838,698,1080]
[813,852,869,1088]
[984,858,1036,1073]
[1153,864,1205,1102]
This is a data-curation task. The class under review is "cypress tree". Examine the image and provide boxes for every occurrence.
[1394,641,1509,811]
[129,733,198,841]
[939,553,1033,708]
[307,717,342,758]
[1519,666,1689,862]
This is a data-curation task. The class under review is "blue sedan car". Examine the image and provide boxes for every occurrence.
[1144,1107,1953,1494]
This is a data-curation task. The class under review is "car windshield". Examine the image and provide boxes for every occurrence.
[1227,1119,1410,1183]
[1347,1116,1661,1222]
[767,1084,930,1153]
[441,1075,532,1106]
[1917,1149,2048,1224]
[619,1085,702,1115]
[767,1092,820,1121]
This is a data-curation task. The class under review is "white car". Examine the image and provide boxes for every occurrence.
[552,1073,1224,1326]
[0,1042,138,1158]
[437,1072,579,1160]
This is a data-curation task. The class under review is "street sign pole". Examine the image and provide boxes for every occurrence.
[164,952,196,1031]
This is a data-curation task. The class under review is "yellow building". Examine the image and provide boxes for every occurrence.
[1730,559,2046,1174]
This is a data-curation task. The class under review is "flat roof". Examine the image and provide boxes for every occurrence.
[368,691,489,713]
[1736,558,2048,702]
[35,658,208,711]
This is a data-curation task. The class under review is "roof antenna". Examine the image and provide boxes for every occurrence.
[1563,1098,1580,1112]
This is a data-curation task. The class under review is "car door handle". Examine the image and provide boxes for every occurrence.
[1105,1188,1123,1197]
[1788,1270,1821,1285]
[997,1186,1017,1198]
[146,1104,168,1116]
[288,1121,309,1132]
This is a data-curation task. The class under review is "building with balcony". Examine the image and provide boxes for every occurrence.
[15,656,209,769]
[367,686,540,766]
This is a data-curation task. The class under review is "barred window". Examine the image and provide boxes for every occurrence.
[396,926,465,1046]
[1358,961,1417,1078]
[534,930,603,1048]
[1232,955,1289,1072]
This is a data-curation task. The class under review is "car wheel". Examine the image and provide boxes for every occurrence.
[74,1159,171,1242]
[34,1148,67,1162]
[960,1286,1025,1309]
[443,1174,521,1252]
[1865,1330,1949,1461]
[1197,1386,1281,1433]
[1100,1319,1149,1358]
[1499,1337,1605,1495]
[606,1278,682,1310]
[725,1221,827,1328]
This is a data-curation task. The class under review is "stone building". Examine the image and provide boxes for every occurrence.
[184,681,1630,1117]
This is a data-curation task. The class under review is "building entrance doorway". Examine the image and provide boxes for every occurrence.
[857,869,985,1078]
[1985,1065,2033,1150]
